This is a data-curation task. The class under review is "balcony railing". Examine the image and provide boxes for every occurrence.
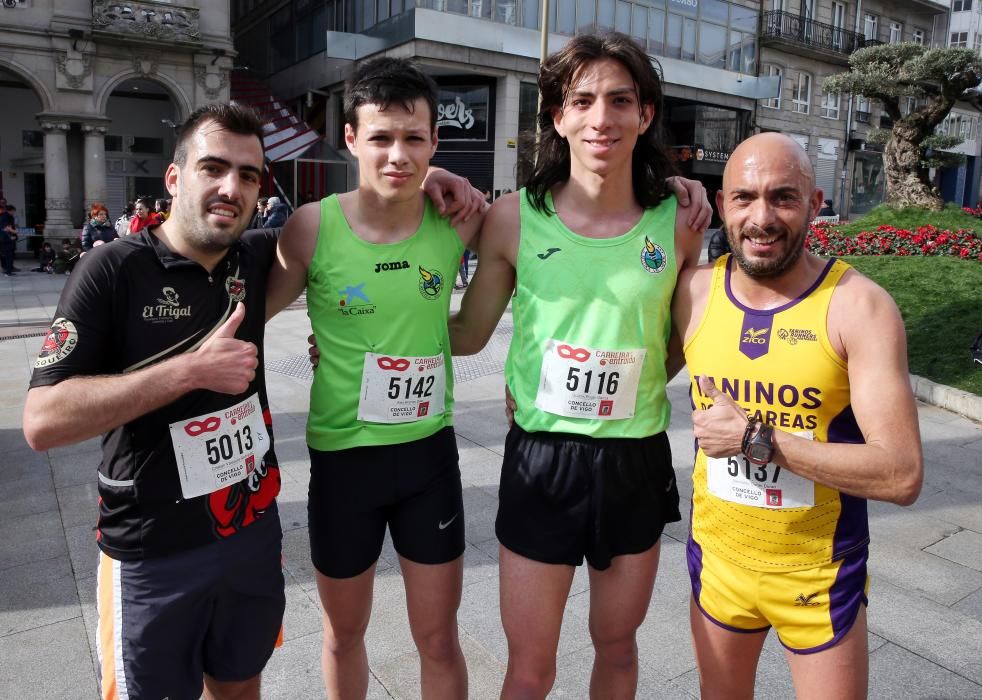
[761,11,869,56]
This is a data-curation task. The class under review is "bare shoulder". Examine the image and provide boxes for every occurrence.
[278,200,321,262]
[828,266,905,360]
[672,196,701,270]
[673,261,715,341]
[480,191,521,262]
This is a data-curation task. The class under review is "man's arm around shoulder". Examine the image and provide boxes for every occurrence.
[266,201,318,321]
[449,193,519,355]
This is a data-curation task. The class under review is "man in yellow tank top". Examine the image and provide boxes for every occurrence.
[672,132,924,699]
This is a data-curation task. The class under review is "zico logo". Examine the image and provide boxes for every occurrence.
[376,356,411,372]
[557,344,591,362]
[184,416,221,436]
[742,327,769,345]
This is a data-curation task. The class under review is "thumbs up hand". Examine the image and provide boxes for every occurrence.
[192,303,258,395]
[692,376,750,458]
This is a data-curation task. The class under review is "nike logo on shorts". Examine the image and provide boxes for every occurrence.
[438,513,459,530]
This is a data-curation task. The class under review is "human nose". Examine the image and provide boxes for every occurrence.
[588,100,614,131]
[217,171,243,201]
[388,138,409,166]
[747,197,778,229]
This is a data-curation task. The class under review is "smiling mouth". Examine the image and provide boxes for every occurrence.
[208,205,239,219]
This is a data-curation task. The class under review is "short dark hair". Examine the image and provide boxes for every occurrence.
[344,57,439,134]
[173,103,265,167]
[525,32,676,213]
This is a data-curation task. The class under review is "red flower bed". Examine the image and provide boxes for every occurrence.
[806,223,982,262]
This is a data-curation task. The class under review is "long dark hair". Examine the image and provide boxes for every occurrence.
[526,32,677,213]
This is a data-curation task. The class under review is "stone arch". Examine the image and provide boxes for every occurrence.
[96,70,193,121]
[0,57,54,112]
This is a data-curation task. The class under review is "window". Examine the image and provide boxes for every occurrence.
[22,130,43,149]
[763,65,783,109]
[856,97,872,123]
[864,13,877,41]
[131,137,164,154]
[792,72,811,114]
[889,22,902,43]
[104,135,124,152]
[821,91,840,119]
[912,29,924,45]
[953,0,972,11]
[951,32,969,48]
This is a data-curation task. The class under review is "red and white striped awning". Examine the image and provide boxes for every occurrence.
[230,73,321,162]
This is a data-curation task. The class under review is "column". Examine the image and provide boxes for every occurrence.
[82,124,108,208]
[40,120,73,237]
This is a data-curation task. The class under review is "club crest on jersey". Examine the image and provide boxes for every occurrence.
[34,318,78,368]
[640,236,667,274]
[225,276,246,302]
[418,266,444,300]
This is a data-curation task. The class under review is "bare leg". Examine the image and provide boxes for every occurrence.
[586,543,661,700]
[689,597,768,700]
[785,606,869,700]
[203,674,260,700]
[499,546,575,700]
[401,555,467,699]
[316,564,377,699]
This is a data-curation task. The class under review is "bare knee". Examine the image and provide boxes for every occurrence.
[506,654,557,699]
[415,627,461,666]
[322,613,369,656]
[592,633,638,671]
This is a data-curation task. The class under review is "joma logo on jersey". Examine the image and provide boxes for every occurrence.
[375,260,409,273]
[742,328,769,345]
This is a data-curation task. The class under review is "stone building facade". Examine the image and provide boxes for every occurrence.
[0,0,234,239]
[756,0,955,217]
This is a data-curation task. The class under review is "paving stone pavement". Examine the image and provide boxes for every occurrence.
[2,270,981,699]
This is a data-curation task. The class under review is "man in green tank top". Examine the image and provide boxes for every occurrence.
[265,58,487,699]
[450,34,706,698]
[276,50,710,699]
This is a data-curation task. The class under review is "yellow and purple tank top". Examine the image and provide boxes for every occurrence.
[684,254,868,572]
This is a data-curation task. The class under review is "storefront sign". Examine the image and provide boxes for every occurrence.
[696,149,730,163]
[436,86,489,141]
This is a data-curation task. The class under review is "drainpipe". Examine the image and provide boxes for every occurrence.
[841,0,864,219]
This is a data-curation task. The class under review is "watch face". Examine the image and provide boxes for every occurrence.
[746,443,772,465]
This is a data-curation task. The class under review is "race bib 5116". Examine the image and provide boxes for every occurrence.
[534,339,646,420]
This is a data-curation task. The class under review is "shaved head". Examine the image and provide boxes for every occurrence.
[724,132,815,195]
[717,132,823,278]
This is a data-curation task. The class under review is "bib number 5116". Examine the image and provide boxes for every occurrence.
[566,367,619,395]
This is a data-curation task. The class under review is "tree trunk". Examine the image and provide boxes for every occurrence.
[883,127,944,210]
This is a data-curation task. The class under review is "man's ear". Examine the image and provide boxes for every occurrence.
[164,163,180,198]
[715,188,726,219]
[810,188,825,219]
[430,125,439,159]
[640,104,655,133]
[344,123,357,154]
[552,107,566,139]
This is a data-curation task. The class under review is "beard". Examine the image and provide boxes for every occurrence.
[723,220,807,279]
[173,197,247,254]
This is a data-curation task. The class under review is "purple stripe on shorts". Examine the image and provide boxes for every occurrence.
[830,549,868,637]
[686,535,704,602]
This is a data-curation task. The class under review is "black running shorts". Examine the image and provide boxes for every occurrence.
[308,426,465,578]
[96,513,284,699]
[495,424,680,570]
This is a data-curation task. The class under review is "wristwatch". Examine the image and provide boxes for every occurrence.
[742,419,775,466]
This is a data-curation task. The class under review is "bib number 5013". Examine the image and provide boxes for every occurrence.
[205,426,254,465]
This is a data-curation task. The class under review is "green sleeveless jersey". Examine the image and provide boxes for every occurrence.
[504,188,678,438]
[306,195,463,451]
